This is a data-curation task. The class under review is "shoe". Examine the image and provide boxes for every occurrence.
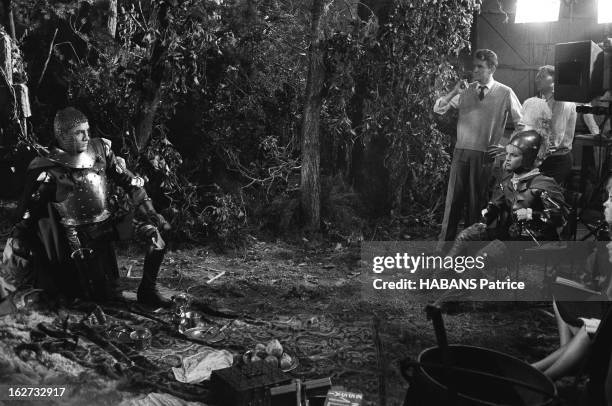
[137,286,171,308]
[106,288,125,303]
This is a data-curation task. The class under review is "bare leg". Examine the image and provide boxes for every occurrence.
[532,344,569,372]
[543,326,591,380]
[533,302,588,375]
[554,301,573,346]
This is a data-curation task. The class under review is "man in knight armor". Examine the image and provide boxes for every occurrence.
[444,130,568,258]
[1,107,171,308]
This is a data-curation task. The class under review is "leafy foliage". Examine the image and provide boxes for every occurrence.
[386,0,479,209]
[202,193,247,247]
[337,0,480,213]
[9,0,480,243]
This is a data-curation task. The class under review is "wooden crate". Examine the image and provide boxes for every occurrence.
[210,361,291,406]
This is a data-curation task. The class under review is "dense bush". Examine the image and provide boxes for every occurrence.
[353,0,480,214]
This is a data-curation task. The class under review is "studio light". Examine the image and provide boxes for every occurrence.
[514,0,560,23]
[599,0,612,24]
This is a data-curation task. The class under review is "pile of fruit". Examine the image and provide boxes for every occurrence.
[243,339,294,370]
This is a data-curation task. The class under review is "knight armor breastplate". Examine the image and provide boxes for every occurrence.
[49,141,111,226]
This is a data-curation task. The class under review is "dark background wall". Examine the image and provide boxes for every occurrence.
[477,0,611,102]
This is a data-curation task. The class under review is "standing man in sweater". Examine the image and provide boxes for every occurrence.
[434,49,523,250]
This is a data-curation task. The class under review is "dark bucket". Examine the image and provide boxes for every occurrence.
[410,345,557,406]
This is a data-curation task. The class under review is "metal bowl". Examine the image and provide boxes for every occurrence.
[183,326,225,343]
[184,311,202,324]
[130,328,152,350]
[177,311,205,333]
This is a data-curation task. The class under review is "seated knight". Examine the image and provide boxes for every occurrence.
[1,107,171,308]
[446,130,568,258]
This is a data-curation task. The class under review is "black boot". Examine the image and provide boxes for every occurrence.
[137,249,170,308]
[107,282,125,303]
[106,264,124,303]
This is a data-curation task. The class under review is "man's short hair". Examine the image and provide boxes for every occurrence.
[537,65,555,77]
[474,49,499,69]
[54,107,88,138]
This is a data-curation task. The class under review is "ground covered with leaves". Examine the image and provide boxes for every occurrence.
[0,235,585,405]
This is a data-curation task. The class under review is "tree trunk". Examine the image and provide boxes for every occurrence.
[2,0,16,40]
[134,0,169,151]
[348,76,367,186]
[107,0,117,38]
[300,0,325,231]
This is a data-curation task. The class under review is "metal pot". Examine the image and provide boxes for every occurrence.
[403,345,557,406]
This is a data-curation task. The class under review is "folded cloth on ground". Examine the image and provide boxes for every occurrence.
[172,349,233,383]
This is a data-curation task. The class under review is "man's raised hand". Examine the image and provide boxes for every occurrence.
[453,79,469,95]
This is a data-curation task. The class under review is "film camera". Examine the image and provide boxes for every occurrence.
[555,38,612,115]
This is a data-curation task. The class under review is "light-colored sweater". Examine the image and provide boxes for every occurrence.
[435,81,522,152]
[456,82,522,152]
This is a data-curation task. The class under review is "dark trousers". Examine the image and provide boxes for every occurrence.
[540,153,572,186]
[446,223,513,268]
[438,148,491,242]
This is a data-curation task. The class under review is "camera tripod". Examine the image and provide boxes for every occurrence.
[572,100,612,241]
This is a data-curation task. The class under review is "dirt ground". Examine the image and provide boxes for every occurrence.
[0,222,585,405]
[146,238,579,405]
